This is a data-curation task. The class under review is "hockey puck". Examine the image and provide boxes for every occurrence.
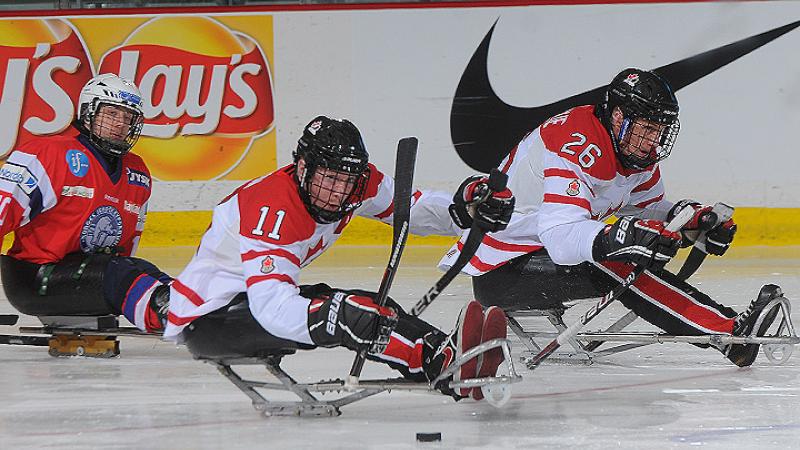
[416,432,442,442]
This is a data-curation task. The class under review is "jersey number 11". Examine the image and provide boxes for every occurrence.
[252,206,286,240]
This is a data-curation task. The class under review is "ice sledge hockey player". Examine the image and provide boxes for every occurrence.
[439,68,782,367]
[0,74,171,333]
[160,116,515,400]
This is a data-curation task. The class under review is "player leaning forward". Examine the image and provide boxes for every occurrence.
[162,116,515,400]
[0,74,170,332]
[440,68,784,367]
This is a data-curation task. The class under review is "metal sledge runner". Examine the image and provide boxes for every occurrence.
[196,337,520,418]
[0,314,160,358]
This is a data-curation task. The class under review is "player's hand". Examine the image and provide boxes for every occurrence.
[668,200,736,255]
[705,219,736,256]
[592,217,682,271]
[306,289,398,353]
[449,175,515,232]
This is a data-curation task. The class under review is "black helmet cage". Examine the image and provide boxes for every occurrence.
[294,116,370,224]
[80,101,144,158]
[601,69,680,170]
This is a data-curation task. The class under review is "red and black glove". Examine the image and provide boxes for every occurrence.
[593,217,682,271]
[307,288,398,354]
[667,200,736,255]
[449,175,515,232]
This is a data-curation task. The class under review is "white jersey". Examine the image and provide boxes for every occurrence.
[164,163,460,343]
[439,105,674,276]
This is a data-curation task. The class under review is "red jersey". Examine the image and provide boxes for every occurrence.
[0,127,151,264]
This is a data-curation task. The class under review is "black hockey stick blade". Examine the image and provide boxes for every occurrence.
[676,202,734,281]
[0,314,19,326]
[349,137,418,384]
[0,333,49,346]
[527,206,696,369]
[410,168,508,317]
[375,137,417,304]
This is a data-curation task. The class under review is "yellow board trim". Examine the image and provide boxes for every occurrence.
[138,207,800,248]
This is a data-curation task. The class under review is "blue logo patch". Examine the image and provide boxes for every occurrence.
[126,168,150,188]
[80,205,123,252]
[66,150,90,177]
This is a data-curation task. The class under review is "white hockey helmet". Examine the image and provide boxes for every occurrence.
[76,73,145,158]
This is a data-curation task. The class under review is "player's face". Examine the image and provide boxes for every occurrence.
[611,107,666,166]
[305,164,359,212]
[93,104,136,143]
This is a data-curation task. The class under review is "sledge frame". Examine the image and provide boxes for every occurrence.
[508,296,799,367]
[198,338,522,417]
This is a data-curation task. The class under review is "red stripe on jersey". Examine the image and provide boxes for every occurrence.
[375,201,394,219]
[172,280,206,307]
[246,273,296,288]
[241,248,301,267]
[500,146,518,173]
[456,240,508,272]
[482,234,542,253]
[167,311,199,326]
[382,335,424,370]
[634,194,664,209]
[632,167,661,193]
[543,168,579,179]
[602,262,734,333]
[543,193,591,211]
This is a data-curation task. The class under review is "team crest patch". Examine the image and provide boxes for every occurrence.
[80,205,123,252]
[261,256,275,273]
[566,179,581,196]
[65,150,90,177]
[126,168,151,188]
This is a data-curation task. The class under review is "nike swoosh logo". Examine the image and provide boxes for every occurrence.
[451,19,800,173]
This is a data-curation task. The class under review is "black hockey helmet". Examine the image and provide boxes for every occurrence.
[293,116,370,224]
[598,68,680,169]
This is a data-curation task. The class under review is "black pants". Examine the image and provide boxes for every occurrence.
[473,249,738,337]
[1,253,169,322]
[183,286,443,382]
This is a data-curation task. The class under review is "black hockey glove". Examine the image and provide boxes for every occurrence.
[449,175,515,232]
[307,288,398,354]
[705,219,737,256]
[592,216,682,271]
[667,199,717,247]
[667,200,737,255]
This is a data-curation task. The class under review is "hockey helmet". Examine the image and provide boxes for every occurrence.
[76,74,144,158]
[599,68,680,169]
[293,116,370,224]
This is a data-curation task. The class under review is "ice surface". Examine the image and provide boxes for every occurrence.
[0,246,798,449]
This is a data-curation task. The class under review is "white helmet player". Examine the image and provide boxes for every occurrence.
[76,73,145,158]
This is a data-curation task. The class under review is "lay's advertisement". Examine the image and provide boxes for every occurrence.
[0,15,275,182]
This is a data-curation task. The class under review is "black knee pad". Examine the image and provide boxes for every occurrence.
[1,254,113,316]
[183,294,312,359]
[473,251,601,310]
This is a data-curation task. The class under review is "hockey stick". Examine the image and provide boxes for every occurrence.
[676,202,735,281]
[347,137,418,385]
[410,168,508,317]
[525,205,695,370]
